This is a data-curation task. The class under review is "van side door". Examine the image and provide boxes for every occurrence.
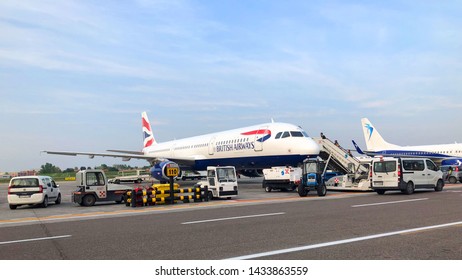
[425,159,440,186]
[403,159,425,187]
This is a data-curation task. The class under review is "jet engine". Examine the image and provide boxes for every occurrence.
[150,161,180,182]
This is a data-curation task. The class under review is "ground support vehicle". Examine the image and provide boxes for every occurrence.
[371,157,444,195]
[312,137,372,191]
[298,159,330,197]
[194,166,238,200]
[109,169,151,184]
[325,158,372,191]
[8,176,61,209]
[176,170,207,181]
[440,165,462,184]
[73,170,133,206]
[262,166,302,192]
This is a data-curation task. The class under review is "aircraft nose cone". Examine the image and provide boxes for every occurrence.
[304,137,321,156]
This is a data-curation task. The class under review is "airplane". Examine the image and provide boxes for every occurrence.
[43,112,321,180]
[352,117,462,165]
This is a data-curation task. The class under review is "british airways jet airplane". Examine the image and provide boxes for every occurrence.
[44,112,320,180]
[353,118,462,165]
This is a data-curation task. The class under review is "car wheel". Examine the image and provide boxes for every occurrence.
[298,185,308,197]
[9,204,17,210]
[448,177,457,184]
[376,189,386,195]
[55,193,61,204]
[82,195,96,206]
[317,183,327,197]
[435,179,444,192]
[405,181,415,195]
[207,191,214,201]
[41,196,49,208]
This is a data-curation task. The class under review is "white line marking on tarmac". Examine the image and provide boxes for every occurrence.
[182,212,285,225]
[226,220,462,260]
[351,198,429,208]
[0,235,72,245]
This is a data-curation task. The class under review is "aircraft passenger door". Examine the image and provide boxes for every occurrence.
[208,137,215,155]
[253,126,268,152]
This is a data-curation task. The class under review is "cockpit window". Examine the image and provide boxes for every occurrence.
[275,132,282,139]
[302,131,309,137]
[290,131,304,137]
[282,131,290,138]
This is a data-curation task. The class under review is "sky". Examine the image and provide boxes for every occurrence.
[1,0,462,172]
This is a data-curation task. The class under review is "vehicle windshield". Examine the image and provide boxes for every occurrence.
[217,168,237,182]
[304,162,318,173]
[10,178,39,188]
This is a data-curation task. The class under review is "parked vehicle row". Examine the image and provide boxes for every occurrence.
[5,157,459,210]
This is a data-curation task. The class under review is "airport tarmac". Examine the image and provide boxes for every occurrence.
[1,178,462,259]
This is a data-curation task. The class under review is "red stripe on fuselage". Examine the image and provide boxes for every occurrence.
[241,129,271,136]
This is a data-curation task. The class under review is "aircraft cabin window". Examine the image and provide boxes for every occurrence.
[282,131,290,138]
[275,132,282,139]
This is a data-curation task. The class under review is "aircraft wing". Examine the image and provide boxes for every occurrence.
[106,149,145,155]
[41,150,199,166]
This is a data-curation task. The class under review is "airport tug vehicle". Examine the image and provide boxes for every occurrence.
[194,166,238,200]
[72,169,133,206]
[298,159,329,197]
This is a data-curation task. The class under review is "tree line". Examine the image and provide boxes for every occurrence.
[39,163,149,174]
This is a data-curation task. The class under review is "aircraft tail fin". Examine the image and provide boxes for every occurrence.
[361,118,397,151]
[142,112,157,148]
[352,140,365,155]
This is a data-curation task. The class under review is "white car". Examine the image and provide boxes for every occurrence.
[8,176,61,209]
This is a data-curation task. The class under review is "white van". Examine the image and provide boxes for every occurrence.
[8,176,61,209]
[371,157,444,195]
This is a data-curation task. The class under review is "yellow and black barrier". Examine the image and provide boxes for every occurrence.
[125,184,209,207]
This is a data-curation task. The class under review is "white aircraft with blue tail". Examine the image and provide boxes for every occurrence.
[352,118,462,166]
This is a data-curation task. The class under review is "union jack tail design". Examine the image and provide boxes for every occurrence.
[142,112,156,148]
